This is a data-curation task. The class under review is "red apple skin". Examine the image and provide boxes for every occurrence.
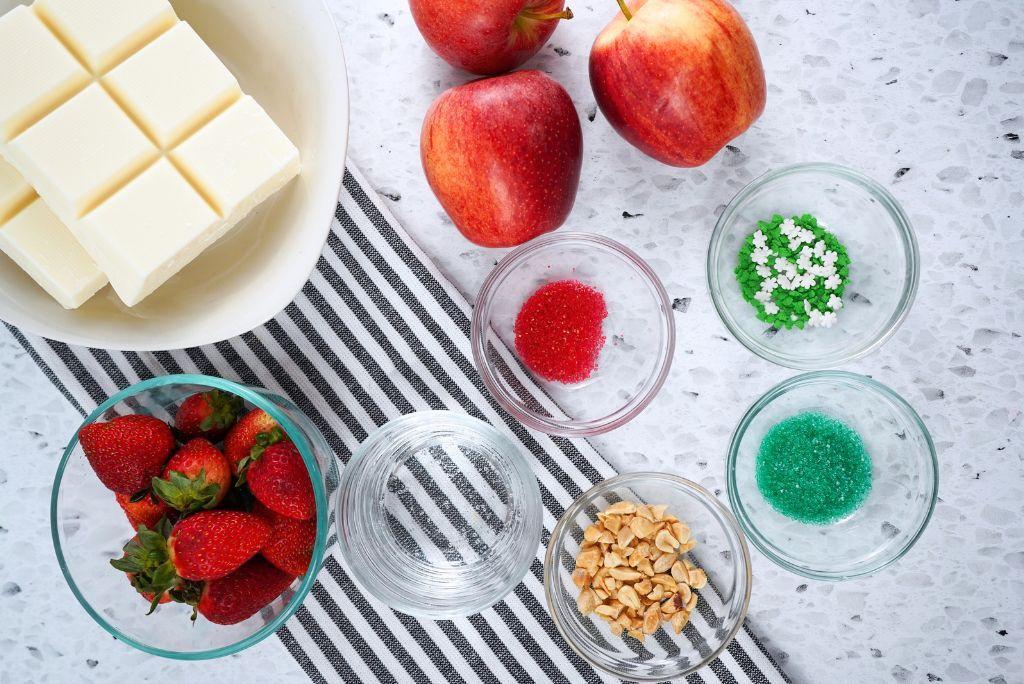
[589,0,766,167]
[409,0,570,75]
[421,70,583,248]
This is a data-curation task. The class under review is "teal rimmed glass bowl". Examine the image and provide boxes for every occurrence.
[727,371,937,580]
[51,374,339,659]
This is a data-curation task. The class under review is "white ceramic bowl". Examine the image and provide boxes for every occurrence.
[0,0,348,350]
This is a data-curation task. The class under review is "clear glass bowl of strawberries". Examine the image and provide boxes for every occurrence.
[52,374,339,659]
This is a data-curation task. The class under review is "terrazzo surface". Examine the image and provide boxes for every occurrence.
[1,0,1022,682]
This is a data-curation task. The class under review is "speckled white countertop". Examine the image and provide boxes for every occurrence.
[1,0,1022,682]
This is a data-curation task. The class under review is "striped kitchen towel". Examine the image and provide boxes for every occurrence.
[5,163,790,684]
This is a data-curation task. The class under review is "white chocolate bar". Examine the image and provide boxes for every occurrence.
[0,0,300,308]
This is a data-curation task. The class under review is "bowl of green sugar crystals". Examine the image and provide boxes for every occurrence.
[726,371,938,580]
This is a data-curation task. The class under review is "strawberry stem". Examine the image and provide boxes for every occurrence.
[235,427,284,487]
[615,0,632,20]
[129,487,151,503]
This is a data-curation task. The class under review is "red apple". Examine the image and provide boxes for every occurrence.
[410,0,573,75]
[589,0,766,167]
[421,70,583,248]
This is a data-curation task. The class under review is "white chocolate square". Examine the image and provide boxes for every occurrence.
[0,197,106,309]
[79,158,223,306]
[33,0,177,74]
[0,157,36,225]
[172,96,300,223]
[6,83,159,222]
[106,22,241,149]
[0,6,90,142]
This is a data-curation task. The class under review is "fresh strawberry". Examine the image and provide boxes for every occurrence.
[79,415,175,494]
[174,390,244,441]
[242,441,315,521]
[110,511,269,606]
[168,510,270,580]
[116,491,174,531]
[224,409,282,474]
[254,502,316,576]
[197,556,294,625]
[151,439,232,514]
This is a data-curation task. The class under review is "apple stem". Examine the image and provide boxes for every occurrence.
[615,0,632,20]
[521,7,574,21]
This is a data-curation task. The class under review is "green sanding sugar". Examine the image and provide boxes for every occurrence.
[755,411,873,525]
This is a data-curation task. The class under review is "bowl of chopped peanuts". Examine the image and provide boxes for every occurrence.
[543,473,752,681]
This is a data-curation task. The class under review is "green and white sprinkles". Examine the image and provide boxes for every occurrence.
[735,214,851,330]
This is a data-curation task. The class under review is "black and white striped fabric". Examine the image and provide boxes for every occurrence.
[5,164,790,684]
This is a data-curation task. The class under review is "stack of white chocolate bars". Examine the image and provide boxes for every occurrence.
[0,0,300,309]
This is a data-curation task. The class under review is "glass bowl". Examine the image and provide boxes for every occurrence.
[707,163,919,369]
[336,411,543,618]
[727,371,938,580]
[51,374,340,659]
[471,232,675,436]
[544,473,751,681]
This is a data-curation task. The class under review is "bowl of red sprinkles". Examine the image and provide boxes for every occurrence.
[471,233,675,436]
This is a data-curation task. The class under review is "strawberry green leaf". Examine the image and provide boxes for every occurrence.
[198,390,245,432]
[169,580,202,605]
[151,469,222,516]
[154,518,173,538]
[235,427,285,487]
[151,561,178,589]
[110,522,182,605]
[110,556,143,573]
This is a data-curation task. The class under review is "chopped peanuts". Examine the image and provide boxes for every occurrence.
[573,501,705,642]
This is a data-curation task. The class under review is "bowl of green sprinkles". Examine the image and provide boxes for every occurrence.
[707,163,920,369]
[727,371,938,580]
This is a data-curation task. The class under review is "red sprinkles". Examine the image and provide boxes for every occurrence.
[514,279,608,384]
